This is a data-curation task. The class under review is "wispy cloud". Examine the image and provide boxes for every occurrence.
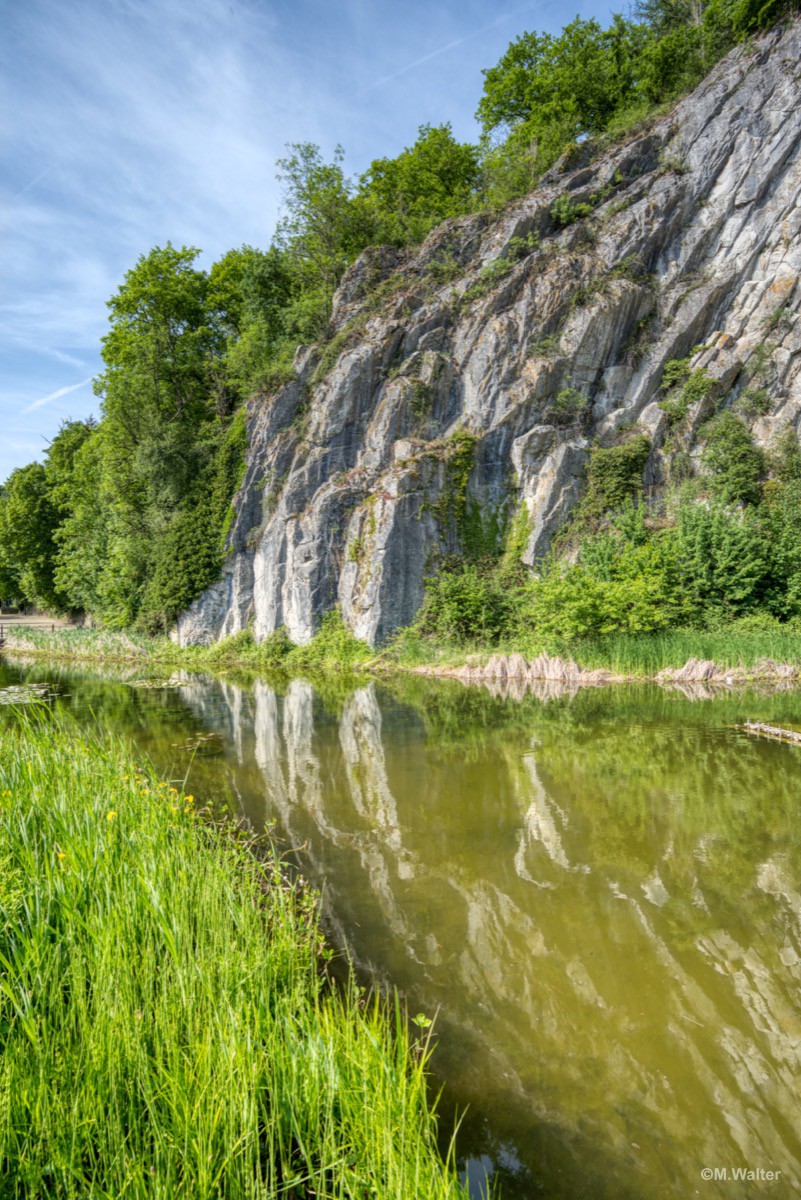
[0,0,608,483]
[24,377,94,413]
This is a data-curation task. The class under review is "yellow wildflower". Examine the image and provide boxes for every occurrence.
[57,851,66,860]
[106,811,117,822]
[186,795,194,804]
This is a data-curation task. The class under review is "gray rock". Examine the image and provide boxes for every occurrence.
[176,20,801,647]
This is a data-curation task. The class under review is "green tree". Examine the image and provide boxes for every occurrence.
[274,144,371,334]
[209,245,294,396]
[358,124,480,245]
[477,16,648,176]
[0,463,68,610]
[676,500,769,617]
[701,411,765,505]
[52,427,112,616]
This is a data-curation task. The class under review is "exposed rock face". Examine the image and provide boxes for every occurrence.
[176,21,801,647]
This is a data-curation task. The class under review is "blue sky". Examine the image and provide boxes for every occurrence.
[1,0,612,483]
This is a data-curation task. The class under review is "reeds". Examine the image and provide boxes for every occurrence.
[0,715,466,1199]
[566,628,801,674]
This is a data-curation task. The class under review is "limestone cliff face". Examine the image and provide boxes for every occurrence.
[176,20,801,647]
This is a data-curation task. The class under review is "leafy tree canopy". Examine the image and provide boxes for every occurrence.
[358,124,481,245]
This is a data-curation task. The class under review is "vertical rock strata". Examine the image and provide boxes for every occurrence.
[176,21,801,647]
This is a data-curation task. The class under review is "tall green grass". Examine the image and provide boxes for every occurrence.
[2,625,160,661]
[383,623,801,677]
[566,628,801,675]
[0,715,467,1199]
[10,616,801,680]
[3,614,373,677]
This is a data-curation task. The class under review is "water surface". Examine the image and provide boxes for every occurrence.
[2,659,801,1199]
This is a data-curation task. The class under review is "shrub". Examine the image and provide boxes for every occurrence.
[676,500,770,618]
[700,411,765,505]
[416,565,518,644]
[658,359,715,427]
[552,387,591,425]
[575,435,651,527]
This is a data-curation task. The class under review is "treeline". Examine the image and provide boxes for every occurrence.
[1,0,797,631]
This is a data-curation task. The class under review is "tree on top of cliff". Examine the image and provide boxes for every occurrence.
[358,124,481,245]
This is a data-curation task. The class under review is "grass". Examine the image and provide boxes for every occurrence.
[8,616,801,683]
[564,628,801,675]
[3,613,373,678]
[0,713,468,1199]
[379,622,801,678]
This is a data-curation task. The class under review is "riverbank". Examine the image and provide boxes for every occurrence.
[5,619,801,687]
[0,713,467,1198]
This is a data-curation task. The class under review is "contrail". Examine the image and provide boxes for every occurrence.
[23,376,94,413]
[357,2,539,95]
[13,164,55,199]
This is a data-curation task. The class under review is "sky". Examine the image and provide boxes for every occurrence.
[1,0,612,483]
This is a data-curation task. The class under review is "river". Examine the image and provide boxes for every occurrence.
[2,657,800,1199]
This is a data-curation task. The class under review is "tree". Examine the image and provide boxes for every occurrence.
[701,411,765,506]
[52,427,111,616]
[477,16,648,157]
[274,144,371,332]
[0,463,68,611]
[358,124,480,245]
[209,245,294,396]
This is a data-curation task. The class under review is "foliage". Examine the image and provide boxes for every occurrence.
[477,16,650,180]
[658,357,715,426]
[552,386,591,425]
[573,435,652,528]
[700,410,765,504]
[0,464,66,610]
[0,715,467,1198]
[284,608,373,672]
[274,144,370,330]
[415,564,519,643]
[675,499,771,616]
[359,123,480,245]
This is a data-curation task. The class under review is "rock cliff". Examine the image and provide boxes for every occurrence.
[176,20,801,647]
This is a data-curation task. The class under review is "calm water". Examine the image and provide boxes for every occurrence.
[2,658,801,1199]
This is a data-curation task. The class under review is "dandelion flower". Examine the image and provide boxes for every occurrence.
[106,811,117,821]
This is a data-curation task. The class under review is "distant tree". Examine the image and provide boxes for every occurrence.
[0,463,68,611]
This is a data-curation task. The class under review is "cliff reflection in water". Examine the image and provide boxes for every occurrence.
[162,675,801,1200]
[5,659,801,1199]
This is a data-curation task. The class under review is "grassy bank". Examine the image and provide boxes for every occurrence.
[0,714,467,1199]
[6,615,801,681]
[384,624,801,677]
